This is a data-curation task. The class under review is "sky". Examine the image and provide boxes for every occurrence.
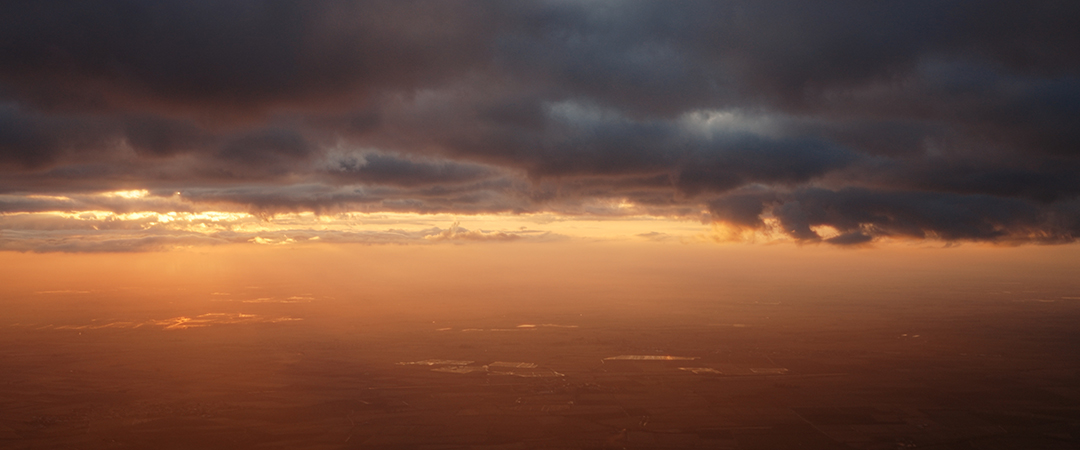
[1,1,1079,252]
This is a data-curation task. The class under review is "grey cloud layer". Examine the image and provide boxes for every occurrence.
[2,0,1079,246]
[0,213,560,253]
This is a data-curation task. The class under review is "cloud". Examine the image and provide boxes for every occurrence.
[707,188,1079,245]
[0,1,504,116]
[0,1,1078,248]
[0,104,120,169]
[321,152,501,187]
[423,221,534,242]
[0,233,228,253]
[0,210,565,252]
[636,231,674,242]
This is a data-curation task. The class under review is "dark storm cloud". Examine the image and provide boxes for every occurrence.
[1,0,1079,248]
[840,156,1080,203]
[706,193,776,228]
[410,101,857,190]
[322,152,500,187]
[0,104,119,169]
[0,0,505,116]
[122,115,213,157]
[708,188,1079,244]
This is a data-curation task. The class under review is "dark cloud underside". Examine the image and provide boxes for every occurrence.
[1,0,1078,246]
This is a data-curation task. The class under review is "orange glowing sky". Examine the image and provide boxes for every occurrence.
[4,233,1078,311]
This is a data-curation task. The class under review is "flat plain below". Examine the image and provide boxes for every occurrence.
[2,278,1079,450]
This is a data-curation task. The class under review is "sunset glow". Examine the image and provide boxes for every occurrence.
[2,2,1079,449]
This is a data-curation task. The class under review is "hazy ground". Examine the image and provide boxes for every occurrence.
[1,243,1079,449]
